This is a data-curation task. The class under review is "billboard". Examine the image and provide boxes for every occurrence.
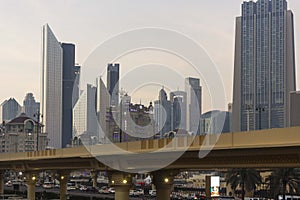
[210,176,220,197]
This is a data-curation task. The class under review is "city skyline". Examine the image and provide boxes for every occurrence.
[0,0,300,113]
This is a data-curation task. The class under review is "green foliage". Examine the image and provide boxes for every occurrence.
[226,169,262,200]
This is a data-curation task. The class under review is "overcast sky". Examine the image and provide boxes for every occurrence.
[0,0,299,113]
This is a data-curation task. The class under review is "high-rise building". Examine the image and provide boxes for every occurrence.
[73,84,97,139]
[185,77,202,135]
[154,88,172,137]
[23,93,40,122]
[61,43,79,148]
[170,91,187,131]
[232,0,296,131]
[41,24,63,149]
[0,98,21,123]
[96,76,110,142]
[41,24,80,148]
[107,63,120,106]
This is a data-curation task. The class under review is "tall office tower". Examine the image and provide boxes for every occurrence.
[96,77,110,141]
[170,91,187,131]
[72,65,81,108]
[23,93,40,120]
[41,24,63,149]
[0,98,21,123]
[73,84,97,138]
[154,88,172,137]
[107,63,120,106]
[61,43,78,148]
[232,0,296,132]
[185,77,202,135]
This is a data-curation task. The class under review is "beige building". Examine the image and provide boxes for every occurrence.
[0,113,48,153]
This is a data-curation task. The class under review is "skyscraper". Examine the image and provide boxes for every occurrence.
[154,88,172,137]
[0,98,21,123]
[23,93,40,121]
[170,91,187,131]
[232,0,296,132]
[96,76,110,141]
[73,84,97,138]
[61,43,79,148]
[41,24,79,148]
[107,63,120,106]
[185,77,202,135]
[42,24,63,148]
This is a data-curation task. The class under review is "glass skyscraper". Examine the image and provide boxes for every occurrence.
[107,63,120,107]
[232,0,296,131]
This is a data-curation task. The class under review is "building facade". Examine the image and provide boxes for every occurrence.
[232,0,296,131]
[96,76,110,142]
[154,88,172,137]
[61,43,78,148]
[185,77,202,135]
[0,113,47,153]
[41,24,63,149]
[22,93,40,122]
[41,24,79,148]
[290,91,300,127]
[200,110,231,135]
[107,63,120,107]
[0,98,21,123]
[73,84,98,140]
[170,91,187,131]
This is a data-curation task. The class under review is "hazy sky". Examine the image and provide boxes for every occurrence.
[1,0,299,113]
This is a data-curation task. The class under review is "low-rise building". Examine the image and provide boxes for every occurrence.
[0,113,48,153]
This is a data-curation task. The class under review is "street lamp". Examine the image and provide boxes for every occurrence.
[33,110,43,151]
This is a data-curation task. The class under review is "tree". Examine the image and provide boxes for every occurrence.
[266,168,300,200]
[226,169,262,200]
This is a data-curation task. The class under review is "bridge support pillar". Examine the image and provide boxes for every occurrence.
[25,172,37,200]
[0,171,4,195]
[58,171,70,200]
[91,170,98,188]
[110,172,132,200]
[153,170,178,200]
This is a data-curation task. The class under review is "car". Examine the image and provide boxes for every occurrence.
[108,187,115,194]
[5,181,12,187]
[42,182,54,189]
[149,189,156,197]
[79,185,88,191]
[99,186,110,194]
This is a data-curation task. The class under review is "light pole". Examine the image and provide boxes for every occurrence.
[33,110,42,151]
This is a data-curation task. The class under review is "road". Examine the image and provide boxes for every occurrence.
[4,185,155,200]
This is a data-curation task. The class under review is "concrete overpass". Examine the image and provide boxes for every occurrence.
[0,127,300,200]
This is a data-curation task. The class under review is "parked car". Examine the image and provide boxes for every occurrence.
[98,186,110,194]
[108,187,115,194]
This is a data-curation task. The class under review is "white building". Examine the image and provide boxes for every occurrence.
[41,24,63,149]
[73,84,98,140]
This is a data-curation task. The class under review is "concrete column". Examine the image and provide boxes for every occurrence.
[0,171,4,195]
[58,171,70,200]
[25,172,37,200]
[153,170,178,200]
[109,172,132,200]
[91,170,98,188]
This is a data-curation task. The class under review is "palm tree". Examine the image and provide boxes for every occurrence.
[226,169,262,200]
[266,168,300,200]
